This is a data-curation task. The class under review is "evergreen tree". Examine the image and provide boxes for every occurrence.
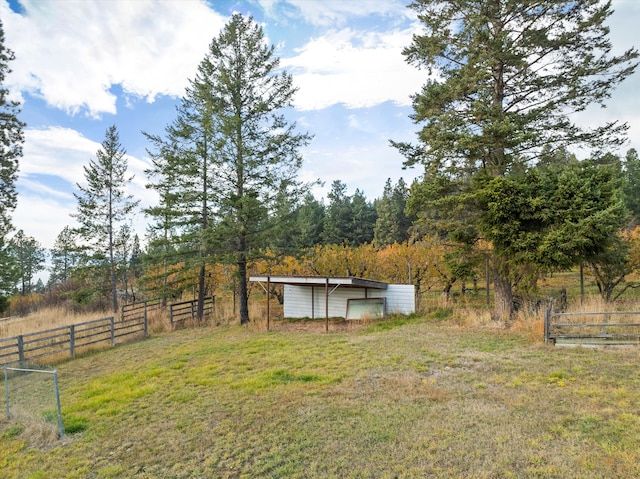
[0,236,18,295]
[130,234,143,282]
[479,158,628,298]
[623,149,640,225]
[350,189,376,245]
[264,184,300,253]
[323,180,353,245]
[143,139,195,307]
[374,179,398,246]
[294,193,325,250]
[322,181,376,247]
[9,230,46,295]
[536,146,578,173]
[72,125,140,313]
[0,19,25,288]
[34,278,45,294]
[587,234,639,303]
[146,14,311,324]
[49,225,82,285]
[114,224,134,303]
[205,14,311,325]
[395,0,638,320]
[374,178,413,246]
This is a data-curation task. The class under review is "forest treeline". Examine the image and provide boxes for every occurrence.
[1,3,639,322]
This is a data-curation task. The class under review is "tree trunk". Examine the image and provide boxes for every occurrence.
[442,281,453,303]
[493,271,514,322]
[110,245,118,314]
[238,250,249,325]
[196,262,205,321]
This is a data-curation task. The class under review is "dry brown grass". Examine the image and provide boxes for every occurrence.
[3,411,62,451]
[0,307,114,339]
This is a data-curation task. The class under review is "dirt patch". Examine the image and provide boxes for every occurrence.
[265,318,368,333]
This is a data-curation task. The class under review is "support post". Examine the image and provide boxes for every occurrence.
[325,278,329,333]
[53,371,64,438]
[544,302,552,345]
[580,263,585,305]
[267,276,271,332]
[4,365,9,419]
[485,253,490,307]
[110,317,115,346]
[17,336,24,364]
[70,325,75,359]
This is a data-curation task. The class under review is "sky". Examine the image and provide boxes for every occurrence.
[1,0,639,254]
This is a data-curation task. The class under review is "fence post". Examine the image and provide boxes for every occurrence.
[53,370,64,438]
[17,335,24,364]
[70,325,75,359]
[169,305,174,328]
[4,365,9,419]
[144,309,148,337]
[110,317,115,346]
[544,301,551,345]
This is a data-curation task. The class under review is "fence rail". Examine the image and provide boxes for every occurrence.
[121,298,162,321]
[169,296,215,328]
[0,315,147,366]
[545,309,640,346]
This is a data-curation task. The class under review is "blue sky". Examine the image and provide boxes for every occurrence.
[2,0,639,252]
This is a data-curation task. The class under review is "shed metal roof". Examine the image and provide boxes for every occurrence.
[249,275,388,290]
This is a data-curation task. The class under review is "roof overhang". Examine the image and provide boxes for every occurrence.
[249,275,388,290]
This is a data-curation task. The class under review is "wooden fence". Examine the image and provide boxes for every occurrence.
[121,298,162,321]
[0,315,147,366]
[169,296,215,328]
[545,309,640,346]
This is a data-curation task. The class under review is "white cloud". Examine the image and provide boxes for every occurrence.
[13,193,76,250]
[22,127,100,184]
[282,27,425,110]
[257,0,411,27]
[2,0,225,117]
[18,178,74,201]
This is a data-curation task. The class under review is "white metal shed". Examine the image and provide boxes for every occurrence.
[249,276,415,331]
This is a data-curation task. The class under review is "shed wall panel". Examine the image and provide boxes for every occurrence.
[382,284,415,315]
[283,284,415,319]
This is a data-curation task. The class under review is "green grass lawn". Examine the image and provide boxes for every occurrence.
[2,315,640,478]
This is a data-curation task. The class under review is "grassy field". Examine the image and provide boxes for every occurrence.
[1,313,640,478]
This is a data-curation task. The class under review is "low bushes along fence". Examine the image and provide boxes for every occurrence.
[0,315,148,366]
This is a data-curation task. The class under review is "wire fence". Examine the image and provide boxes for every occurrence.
[3,364,64,439]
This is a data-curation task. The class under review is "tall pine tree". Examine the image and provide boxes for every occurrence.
[9,230,46,296]
[73,125,139,313]
[374,178,412,246]
[146,14,311,324]
[49,226,81,286]
[0,19,24,292]
[395,0,639,320]
[323,180,354,245]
